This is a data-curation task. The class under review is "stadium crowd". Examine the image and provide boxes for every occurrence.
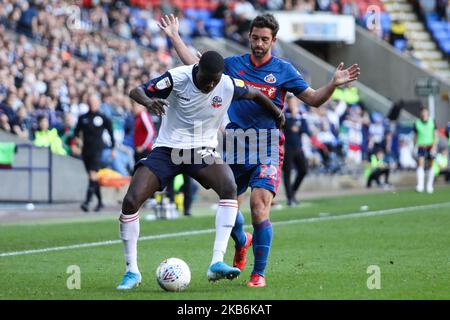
[1,0,449,204]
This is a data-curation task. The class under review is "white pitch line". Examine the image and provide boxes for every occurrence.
[1,201,449,258]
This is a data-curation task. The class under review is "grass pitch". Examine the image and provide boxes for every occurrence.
[0,186,449,300]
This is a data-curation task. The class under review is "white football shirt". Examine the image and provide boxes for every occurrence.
[142,65,244,149]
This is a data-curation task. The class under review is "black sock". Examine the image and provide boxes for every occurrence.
[94,181,102,206]
[85,180,95,204]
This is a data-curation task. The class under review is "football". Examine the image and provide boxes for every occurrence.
[156,258,191,292]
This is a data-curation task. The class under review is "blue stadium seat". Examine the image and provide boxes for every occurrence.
[428,20,445,32]
[425,12,439,23]
[394,39,407,52]
[440,40,450,54]
[434,30,450,41]
[380,12,391,35]
[184,8,198,20]
[196,9,211,21]
[205,18,224,38]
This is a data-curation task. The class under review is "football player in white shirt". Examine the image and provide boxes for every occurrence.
[117,51,285,290]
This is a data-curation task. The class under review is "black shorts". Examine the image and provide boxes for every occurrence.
[82,152,102,172]
[135,147,221,190]
[417,146,434,160]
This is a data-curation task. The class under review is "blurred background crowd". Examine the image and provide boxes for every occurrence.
[1,0,449,198]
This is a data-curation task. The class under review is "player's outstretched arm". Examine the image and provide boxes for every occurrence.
[297,62,360,107]
[158,14,200,65]
[129,87,168,116]
[244,87,285,128]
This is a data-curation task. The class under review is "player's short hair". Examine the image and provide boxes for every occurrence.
[250,13,279,37]
[199,51,224,75]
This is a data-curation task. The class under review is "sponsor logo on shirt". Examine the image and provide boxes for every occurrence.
[176,94,190,102]
[264,73,276,84]
[211,96,223,108]
[244,80,277,99]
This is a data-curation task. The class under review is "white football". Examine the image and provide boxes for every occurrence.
[156,258,191,292]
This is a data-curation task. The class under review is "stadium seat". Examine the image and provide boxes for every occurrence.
[184,8,198,20]
[394,39,407,52]
[434,30,450,42]
[425,12,439,23]
[205,18,224,38]
[428,21,445,32]
[440,40,450,54]
[196,9,211,21]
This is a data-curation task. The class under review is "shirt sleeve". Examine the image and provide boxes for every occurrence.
[140,71,174,99]
[283,63,310,96]
[104,115,115,148]
[231,78,249,100]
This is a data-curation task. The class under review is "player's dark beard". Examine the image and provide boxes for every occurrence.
[251,45,269,58]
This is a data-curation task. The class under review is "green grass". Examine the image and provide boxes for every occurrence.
[0,187,449,299]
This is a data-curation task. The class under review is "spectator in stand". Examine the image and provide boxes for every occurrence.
[447,1,450,21]
[419,0,437,13]
[433,144,449,183]
[368,112,391,155]
[398,135,417,169]
[212,0,229,19]
[365,148,391,189]
[59,112,81,158]
[132,101,155,164]
[33,114,67,156]
[11,106,31,140]
[0,113,11,133]
[286,0,316,13]
[0,92,16,124]
[389,19,407,48]
[340,105,364,171]
[436,0,447,20]
[342,0,359,17]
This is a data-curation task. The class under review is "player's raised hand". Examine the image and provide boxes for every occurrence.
[332,62,360,87]
[147,98,169,116]
[158,14,179,38]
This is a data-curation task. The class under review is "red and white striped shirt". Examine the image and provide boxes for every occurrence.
[134,111,155,151]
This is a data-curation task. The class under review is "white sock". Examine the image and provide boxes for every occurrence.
[417,167,425,191]
[119,212,140,274]
[427,168,435,192]
[211,199,238,265]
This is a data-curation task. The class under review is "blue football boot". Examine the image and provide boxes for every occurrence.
[207,261,241,282]
[117,271,142,290]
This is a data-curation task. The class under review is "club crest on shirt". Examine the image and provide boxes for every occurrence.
[264,73,276,84]
[93,116,103,127]
[211,96,222,108]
